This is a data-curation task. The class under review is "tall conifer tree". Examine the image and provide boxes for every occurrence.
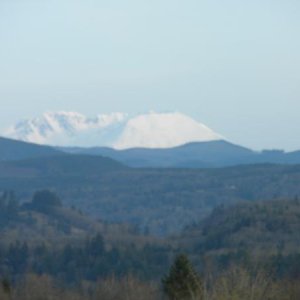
[163,254,203,300]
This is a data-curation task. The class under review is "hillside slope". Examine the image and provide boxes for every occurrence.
[0,190,150,247]
[63,141,300,168]
[179,198,300,256]
[62,140,257,168]
[3,154,126,177]
[0,137,62,161]
[2,162,300,235]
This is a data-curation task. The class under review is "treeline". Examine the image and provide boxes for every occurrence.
[3,163,300,235]
[177,197,300,280]
[0,190,171,283]
[1,190,300,299]
[0,234,169,284]
[1,262,300,300]
[2,232,300,289]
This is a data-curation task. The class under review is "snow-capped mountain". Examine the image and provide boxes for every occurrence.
[4,112,128,147]
[113,112,222,149]
[3,111,222,149]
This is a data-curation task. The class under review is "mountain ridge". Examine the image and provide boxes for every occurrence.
[2,135,300,169]
[4,111,222,149]
[0,136,63,161]
[59,140,283,168]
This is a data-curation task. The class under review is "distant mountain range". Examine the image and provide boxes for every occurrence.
[4,110,300,168]
[61,140,300,168]
[4,111,222,149]
[3,113,300,236]
[1,135,300,168]
[2,135,300,234]
[2,155,300,235]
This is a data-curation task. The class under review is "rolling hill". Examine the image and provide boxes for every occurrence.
[0,137,62,161]
[60,140,257,168]
[2,136,300,236]
[0,190,152,248]
[62,141,300,168]
[1,160,300,235]
[176,198,300,273]
[2,133,300,169]
[2,154,126,177]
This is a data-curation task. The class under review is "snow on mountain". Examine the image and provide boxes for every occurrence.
[4,111,128,147]
[113,112,222,149]
[3,111,222,149]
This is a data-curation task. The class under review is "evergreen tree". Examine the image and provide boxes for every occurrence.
[1,278,12,297]
[32,190,62,211]
[162,254,203,300]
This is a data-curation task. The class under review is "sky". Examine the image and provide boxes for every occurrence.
[0,0,299,151]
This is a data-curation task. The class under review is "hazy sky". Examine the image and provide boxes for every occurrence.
[0,0,299,150]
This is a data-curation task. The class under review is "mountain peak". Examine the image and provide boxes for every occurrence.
[113,112,222,149]
[3,111,222,149]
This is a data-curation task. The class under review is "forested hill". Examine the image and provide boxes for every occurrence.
[2,163,300,235]
[2,192,300,286]
[0,137,62,161]
[60,140,257,167]
[0,190,170,283]
[176,198,300,277]
[61,140,300,168]
[0,154,126,177]
[3,136,300,169]
[179,198,300,255]
[0,190,153,247]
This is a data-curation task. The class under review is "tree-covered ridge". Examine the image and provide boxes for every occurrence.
[179,198,300,254]
[0,190,160,247]
[0,191,170,283]
[1,191,300,299]
[0,137,62,161]
[63,140,300,168]
[1,153,126,177]
[2,163,300,235]
[175,198,300,281]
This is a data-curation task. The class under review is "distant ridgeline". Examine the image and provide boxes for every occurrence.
[2,136,300,236]
[60,140,300,168]
[2,136,300,168]
[0,137,61,161]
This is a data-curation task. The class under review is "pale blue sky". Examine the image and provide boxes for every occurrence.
[0,0,299,150]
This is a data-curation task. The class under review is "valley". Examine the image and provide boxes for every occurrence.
[1,136,300,299]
